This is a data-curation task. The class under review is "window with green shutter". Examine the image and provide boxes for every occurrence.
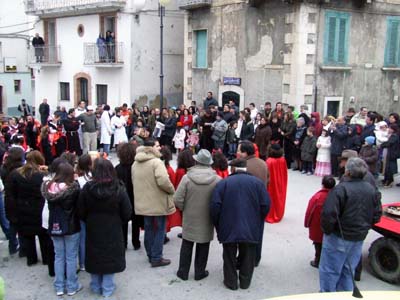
[194,30,207,69]
[384,17,400,67]
[324,11,350,65]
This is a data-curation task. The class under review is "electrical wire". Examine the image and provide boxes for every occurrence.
[0,20,35,29]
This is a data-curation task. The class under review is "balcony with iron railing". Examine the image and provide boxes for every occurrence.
[84,42,124,67]
[178,0,211,10]
[25,0,126,17]
[29,45,62,67]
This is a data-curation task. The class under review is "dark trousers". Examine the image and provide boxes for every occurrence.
[223,243,256,290]
[313,242,322,265]
[21,229,51,266]
[177,239,210,279]
[302,161,313,173]
[122,219,142,249]
[330,154,340,177]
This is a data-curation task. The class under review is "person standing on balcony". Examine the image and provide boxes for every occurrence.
[105,31,115,63]
[96,33,107,63]
[32,33,45,63]
[39,98,50,126]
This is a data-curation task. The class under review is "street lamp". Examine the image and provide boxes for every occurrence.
[159,0,170,111]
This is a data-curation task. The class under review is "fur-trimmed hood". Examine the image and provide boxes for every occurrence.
[135,146,161,162]
[41,181,80,204]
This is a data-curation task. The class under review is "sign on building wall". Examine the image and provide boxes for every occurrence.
[223,77,241,86]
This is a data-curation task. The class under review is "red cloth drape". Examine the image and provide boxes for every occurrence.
[215,169,229,179]
[167,167,183,232]
[266,157,288,223]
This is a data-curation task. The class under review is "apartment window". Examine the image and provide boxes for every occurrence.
[194,30,207,68]
[97,84,108,105]
[323,11,350,65]
[14,80,21,93]
[60,82,70,101]
[384,17,400,67]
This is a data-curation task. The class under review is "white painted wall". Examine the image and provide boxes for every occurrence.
[0,0,36,113]
[32,0,184,112]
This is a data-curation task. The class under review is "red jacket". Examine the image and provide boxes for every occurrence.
[304,188,330,243]
[179,115,193,129]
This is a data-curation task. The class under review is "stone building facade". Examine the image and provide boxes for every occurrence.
[180,0,400,117]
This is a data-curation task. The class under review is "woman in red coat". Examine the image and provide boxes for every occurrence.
[179,109,193,131]
[304,175,336,268]
[265,144,288,223]
[167,149,195,236]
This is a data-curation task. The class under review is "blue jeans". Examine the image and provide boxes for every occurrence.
[103,144,110,155]
[0,192,10,238]
[319,233,363,292]
[143,216,166,263]
[228,143,237,158]
[79,221,86,268]
[90,273,115,297]
[51,232,80,294]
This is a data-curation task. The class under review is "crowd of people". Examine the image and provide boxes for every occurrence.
[0,93,398,297]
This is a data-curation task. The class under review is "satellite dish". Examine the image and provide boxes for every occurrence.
[133,0,146,11]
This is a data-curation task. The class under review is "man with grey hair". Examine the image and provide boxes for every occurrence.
[319,157,382,292]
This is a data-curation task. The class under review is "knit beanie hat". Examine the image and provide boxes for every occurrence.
[365,136,375,145]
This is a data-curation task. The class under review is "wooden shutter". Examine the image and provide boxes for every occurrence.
[385,19,400,67]
[196,30,207,68]
[327,17,337,63]
[337,18,347,64]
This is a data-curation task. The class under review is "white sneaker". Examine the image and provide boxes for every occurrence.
[67,284,83,296]
[56,291,64,296]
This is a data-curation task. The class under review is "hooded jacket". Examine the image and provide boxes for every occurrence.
[174,166,220,243]
[41,181,80,236]
[78,180,132,274]
[132,146,175,216]
[311,112,322,137]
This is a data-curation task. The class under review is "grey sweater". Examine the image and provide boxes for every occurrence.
[77,113,98,133]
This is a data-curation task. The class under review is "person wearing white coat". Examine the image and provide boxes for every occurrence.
[111,108,128,148]
[100,105,112,154]
[315,129,331,176]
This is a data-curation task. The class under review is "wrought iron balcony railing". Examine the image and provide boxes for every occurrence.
[84,42,123,65]
[29,45,61,65]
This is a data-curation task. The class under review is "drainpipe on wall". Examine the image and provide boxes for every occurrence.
[313,3,322,113]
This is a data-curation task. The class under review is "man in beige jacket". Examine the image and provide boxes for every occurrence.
[132,139,175,267]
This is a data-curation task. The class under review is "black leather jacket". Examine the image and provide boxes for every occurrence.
[321,178,381,241]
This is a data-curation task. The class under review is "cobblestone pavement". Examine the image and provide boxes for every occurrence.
[1,154,399,300]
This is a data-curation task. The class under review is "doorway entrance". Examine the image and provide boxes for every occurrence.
[74,72,92,107]
[218,85,245,110]
[324,96,343,118]
[222,91,240,108]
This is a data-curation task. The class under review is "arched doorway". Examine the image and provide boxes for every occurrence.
[218,85,244,110]
[222,91,240,108]
[74,72,92,107]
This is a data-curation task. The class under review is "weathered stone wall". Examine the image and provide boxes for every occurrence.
[188,0,293,108]
[316,0,400,115]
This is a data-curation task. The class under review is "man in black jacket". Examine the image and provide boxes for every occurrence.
[319,157,382,292]
[32,33,45,62]
[39,98,50,126]
[203,92,218,109]
[210,159,270,291]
